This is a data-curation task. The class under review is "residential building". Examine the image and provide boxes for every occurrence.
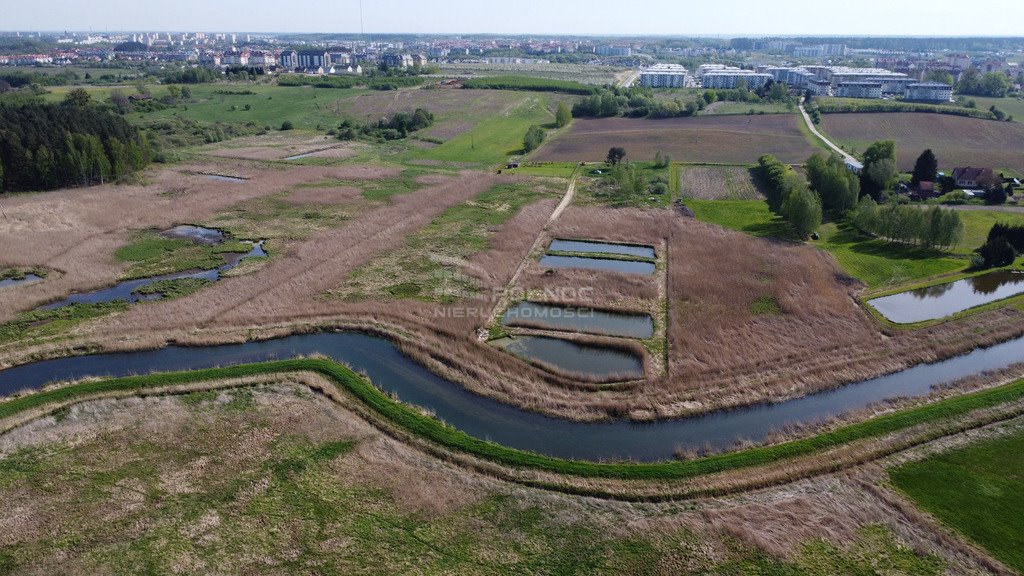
[381,53,414,67]
[701,69,772,89]
[248,51,276,67]
[836,82,883,99]
[296,50,330,70]
[221,48,249,66]
[765,67,830,95]
[952,167,994,188]
[905,82,952,103]
[279,50,297,68]
[596,45,631,57]
[638,63,689,88]
[484,56,549,65]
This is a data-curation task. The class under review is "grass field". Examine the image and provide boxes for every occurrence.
[812,222,965,288]
[533,115,820,164]
[965,96,1024,120]
[686,199,1024,287]
[686,199,797,239]
[818,113,1024,175]
[890,428,1024,573]
[953,209,1024,254]
[0,383,951,574]
[404,93,559,166]
[45,84,366,131]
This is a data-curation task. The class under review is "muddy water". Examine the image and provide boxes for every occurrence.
[0,274,44,289]
[495,335,644,379]
[548,239,656,259]
[539,255,655,275]
[3,332,1024,461]
[869,270,1024,323]
[502,302,654,338]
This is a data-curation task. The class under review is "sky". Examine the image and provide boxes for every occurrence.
[4,0,1024,37]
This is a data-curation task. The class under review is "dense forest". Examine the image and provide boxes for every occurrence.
[0,101,151,192]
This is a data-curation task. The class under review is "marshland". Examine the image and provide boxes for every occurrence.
[3,39,1024,574]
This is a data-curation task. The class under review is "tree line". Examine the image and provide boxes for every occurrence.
[757,154,821,239]
[850,199,964,250]
[0,99,151,192]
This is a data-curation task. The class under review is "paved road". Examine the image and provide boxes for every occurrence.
[798,103,860,166]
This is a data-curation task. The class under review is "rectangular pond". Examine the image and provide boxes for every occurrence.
[502,301,654,339]
[496,335,644,380]
[538,255,655,275]
[868,270,1024,324]
[548,239,655,259]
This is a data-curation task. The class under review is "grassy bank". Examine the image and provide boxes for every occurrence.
[5,353,1024,492]
[0,384,947,575]
[890,428,1024,573]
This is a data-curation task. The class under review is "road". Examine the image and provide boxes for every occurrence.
[480,170,579,338]
[798,102,860,166]
[618,69,640,88]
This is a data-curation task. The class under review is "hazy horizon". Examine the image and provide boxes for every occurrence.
[4,0,1024,38]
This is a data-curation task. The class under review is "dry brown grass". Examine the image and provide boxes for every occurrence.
[0,162,406,322]
[533,115,820,164]
[0,373,1008,574]
[198,133,358,161]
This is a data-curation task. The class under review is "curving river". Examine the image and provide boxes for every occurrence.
[1,331,1023,462]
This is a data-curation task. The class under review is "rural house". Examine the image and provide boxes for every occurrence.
[952,166,994,188]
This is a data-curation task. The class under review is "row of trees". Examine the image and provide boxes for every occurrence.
[0,101,151,192]
[757,154,821,238]
[850,198,964,250]
[805,153,859,214]
[956,68,1013,98]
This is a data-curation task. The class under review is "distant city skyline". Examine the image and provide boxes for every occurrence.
[3,0,1024,37]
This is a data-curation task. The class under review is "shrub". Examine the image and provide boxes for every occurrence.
[280,120,294,131]
[979,237,1015,268]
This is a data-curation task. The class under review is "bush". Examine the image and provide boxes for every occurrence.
[522,124,546,153]
[979,237,1015,268]
[280,120,294,131]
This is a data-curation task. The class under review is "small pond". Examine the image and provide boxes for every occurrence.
[868,270,1024,324]
[502,302,654,339]
[539,255,655,275]
[204,174,247,183]
[0,274,44,289]
[160,225,226,245]
[495,335,644,380]
[40,242,265,310]
[549,239,655,259]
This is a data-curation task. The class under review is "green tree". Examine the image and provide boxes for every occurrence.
[62,87,92,107]
[924,69,954,85]
[805,153,859,214]
[910,149,938,187]
[280,120,294,131]
[782,183,822,239]
[165,84,181,102]
[860,140,897,201]
[606,147,626,165]
[555,101,572,128]
[980,237,1015,268]
[180,85,192,100]
[522,124,545,152]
